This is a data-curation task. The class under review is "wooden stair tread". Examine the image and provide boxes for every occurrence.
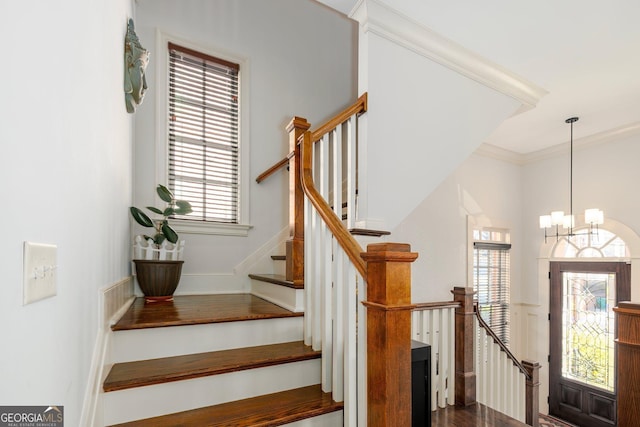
[248,273,302,289]
[112,294,302,331]
[107,384,342,427]
[349,228,391,237]
[104,341,319,392]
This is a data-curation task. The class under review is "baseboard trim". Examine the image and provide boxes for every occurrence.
[235,226,289,276]
[80,277,134,427]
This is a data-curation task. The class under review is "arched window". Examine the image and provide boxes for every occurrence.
[551,229,629,259]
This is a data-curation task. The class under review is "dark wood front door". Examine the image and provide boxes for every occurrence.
[549,261,630,427]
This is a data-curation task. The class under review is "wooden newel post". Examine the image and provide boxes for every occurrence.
[614,302,640,426]
[452,286,476,406]
[361,243,418,427]
[523,360,540,427]
[285,116,311,285]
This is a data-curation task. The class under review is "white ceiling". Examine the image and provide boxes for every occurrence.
[317,0,640,154]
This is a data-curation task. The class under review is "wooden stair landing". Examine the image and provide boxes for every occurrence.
[107,384,342,427]
[104,341,319,392]
[112,294,302,331]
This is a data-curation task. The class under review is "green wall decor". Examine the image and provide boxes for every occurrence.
[124,19,149,114]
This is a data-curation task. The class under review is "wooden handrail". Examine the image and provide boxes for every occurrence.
[255,151,293,183]
[413,300,460,311]
[310,92,368,142]
[300,130,367,278]
[474,304,531,380]
[255,93,368,184]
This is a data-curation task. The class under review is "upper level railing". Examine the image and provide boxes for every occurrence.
[255,93,367,185]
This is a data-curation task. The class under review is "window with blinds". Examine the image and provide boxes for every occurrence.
[168,43,239,224]
[473,239,511,345]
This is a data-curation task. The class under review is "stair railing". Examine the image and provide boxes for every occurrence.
[474,304,540,426]
[411,301,459,411]
[414,288,540,427]
[297,94,418,426]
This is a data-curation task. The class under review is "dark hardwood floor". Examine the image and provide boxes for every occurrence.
[432,403,529,426]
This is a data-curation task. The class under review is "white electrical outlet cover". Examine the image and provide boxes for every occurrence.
[23,242,57,305]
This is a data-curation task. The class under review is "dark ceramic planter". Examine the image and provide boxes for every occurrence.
[133,259,184,303]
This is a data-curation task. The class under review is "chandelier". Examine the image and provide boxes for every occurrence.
[539,117,604,242]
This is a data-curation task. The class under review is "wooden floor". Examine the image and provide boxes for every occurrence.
[432,403,529,426]
[112,294,303,330]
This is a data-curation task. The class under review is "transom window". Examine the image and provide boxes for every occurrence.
[552,229,629,258]
[168,42,240,224]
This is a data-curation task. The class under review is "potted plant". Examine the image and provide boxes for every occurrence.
[130,184,192,302]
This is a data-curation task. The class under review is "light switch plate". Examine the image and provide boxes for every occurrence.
[23,242,57,305]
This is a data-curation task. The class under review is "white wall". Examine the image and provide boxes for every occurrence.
[133,0,357,292]
[351,0,528,232]
[0,0,134,425]
[392,153,523,304]
[521,133,640,412]
[523,134,640,304]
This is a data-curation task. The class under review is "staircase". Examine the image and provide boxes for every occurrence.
[102,292,344,426]
[102,94,422,426]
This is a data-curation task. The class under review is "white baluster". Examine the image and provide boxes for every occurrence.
[486,333,494,408]
[303,196,312,347]
[346,116,356,229]
[447,307,455,405]
[332,240,343,401]
[343,258,357,426]
[332,127,343,224]
[437,308,447,408]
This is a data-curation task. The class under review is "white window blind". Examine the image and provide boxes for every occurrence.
[168,42,239,223]
[473,241,511,345]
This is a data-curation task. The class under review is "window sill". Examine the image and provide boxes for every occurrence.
[170,219,253,237]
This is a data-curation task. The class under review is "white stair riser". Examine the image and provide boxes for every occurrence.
[103,359,321,425]
[111,316,303,363]
[283,411,343,426]
[251,281,304,312]
[273,259,286,276]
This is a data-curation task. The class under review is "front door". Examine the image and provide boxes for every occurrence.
[549,261,630,427]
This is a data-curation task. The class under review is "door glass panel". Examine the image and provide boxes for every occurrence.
[562,272,616,392]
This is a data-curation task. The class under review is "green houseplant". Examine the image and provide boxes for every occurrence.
[130,185,192,302]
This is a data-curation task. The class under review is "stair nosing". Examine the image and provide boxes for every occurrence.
[106,384,343,427]
[103,341,320,392]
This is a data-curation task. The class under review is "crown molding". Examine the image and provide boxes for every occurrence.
[475,121,640,165]
[473,143,525,165]
[349,0,547,109]
[522,120,640,164]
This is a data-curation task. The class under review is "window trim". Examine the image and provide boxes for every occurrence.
[467,217,512,345]
[155,31,251,236]
[473,239,511,344]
